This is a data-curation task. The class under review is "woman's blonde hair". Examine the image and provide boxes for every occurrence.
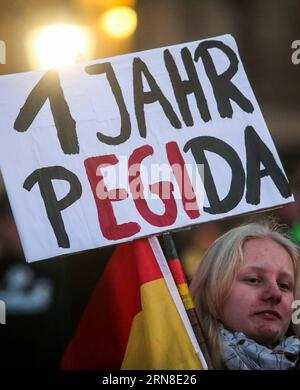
[190,221,300,370]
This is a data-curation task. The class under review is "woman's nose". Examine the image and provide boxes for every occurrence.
[261,281,282,303]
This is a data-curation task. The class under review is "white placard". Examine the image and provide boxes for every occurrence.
[0,34,293,262]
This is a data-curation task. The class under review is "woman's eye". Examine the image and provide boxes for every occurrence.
[245,277,259,284]
[278,282,290,291]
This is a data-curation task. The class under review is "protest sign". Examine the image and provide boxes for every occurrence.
[0,34,292,262]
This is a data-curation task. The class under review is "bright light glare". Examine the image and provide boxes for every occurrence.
[100,6,137,39]
[31,24,91,69]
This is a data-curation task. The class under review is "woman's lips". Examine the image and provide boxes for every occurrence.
[254,310,281,320]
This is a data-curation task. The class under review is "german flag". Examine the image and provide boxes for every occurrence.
[61,237,205,369]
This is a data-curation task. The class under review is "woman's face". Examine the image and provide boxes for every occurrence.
[222,237,295,345]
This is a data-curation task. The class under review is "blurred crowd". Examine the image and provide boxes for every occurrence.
[0,190,114,368]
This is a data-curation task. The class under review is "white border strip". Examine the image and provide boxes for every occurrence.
[148,236,208,370]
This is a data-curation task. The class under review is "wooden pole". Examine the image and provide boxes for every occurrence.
[161,232,213,370]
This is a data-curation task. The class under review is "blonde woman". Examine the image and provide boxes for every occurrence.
[190,222,300,369]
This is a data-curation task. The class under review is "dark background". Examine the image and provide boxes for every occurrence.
[0,0,300,369]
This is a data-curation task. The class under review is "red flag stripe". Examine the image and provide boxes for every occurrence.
[168,258,187,285]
